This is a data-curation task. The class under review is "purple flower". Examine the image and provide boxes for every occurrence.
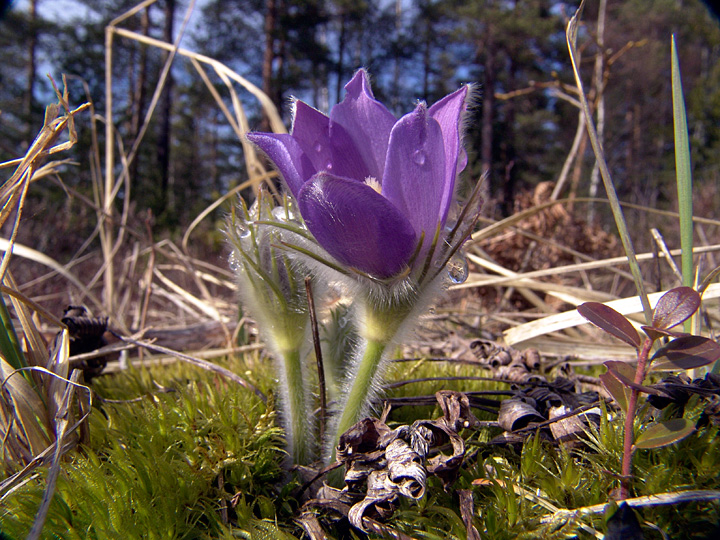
[247,70,470,279]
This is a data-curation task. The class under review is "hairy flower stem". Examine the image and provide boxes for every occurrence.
[620,337,654,500]
[334,338,387,443]
[279,346,312,465]
[329,301,411,463]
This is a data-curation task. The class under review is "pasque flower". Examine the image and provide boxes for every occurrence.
[246,70,479,467]
[247,69,471,281]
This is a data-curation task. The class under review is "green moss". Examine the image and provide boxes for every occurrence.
[1,354,718,539]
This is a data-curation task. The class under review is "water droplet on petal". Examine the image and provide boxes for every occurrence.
[325,161,333,171]
[413,150,427,166]
[447,253,468,284]
[314,142,323,153]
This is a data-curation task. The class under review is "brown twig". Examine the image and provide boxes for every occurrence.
[306,277,327,444]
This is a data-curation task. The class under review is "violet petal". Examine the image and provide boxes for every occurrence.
[428,85,469,224]
[382,103,447,242]
[298,172,417,278]
[330,70,396,181]
[293,101,370,181]
[246,132,313,198]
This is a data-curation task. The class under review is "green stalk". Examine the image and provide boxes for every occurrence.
[329,301,411,465]
[279,346,312,465]
[671,35,694,334]
[333,338,387,446]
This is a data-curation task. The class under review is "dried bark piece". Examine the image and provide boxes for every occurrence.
[548,404,588,444]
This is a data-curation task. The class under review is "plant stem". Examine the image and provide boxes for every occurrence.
[620,337,654,499]
[333,338,387,447]
[328,301,410,466]
[280,347,312,465]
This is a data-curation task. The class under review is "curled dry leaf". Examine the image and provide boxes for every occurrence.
[493,377,601,447]
[333,391,475,531]
[498,398,545,432]
[470,340,544,373]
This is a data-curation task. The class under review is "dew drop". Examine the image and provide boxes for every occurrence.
[272,206,287,221]
[248,199,260,218]
[228,251,241,273]
[325,161,333,171]
[447,253,468,284]
[314,142,323,153]
[239,226,252,239]
[413,150,427,166]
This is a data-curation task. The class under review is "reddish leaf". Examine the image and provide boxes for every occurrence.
[604,361,663,395]
[652,287,700,330]
[641,326,689,342]
[634,418,695,450]
[578,303,641,348]
[604,360,636,381]
[651,335,720,371]
[600,371,630,413]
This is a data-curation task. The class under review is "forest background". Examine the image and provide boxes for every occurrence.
[1,0,720,280]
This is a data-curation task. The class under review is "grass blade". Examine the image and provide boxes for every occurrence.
[671,36,694,304]
[566,0,653,325]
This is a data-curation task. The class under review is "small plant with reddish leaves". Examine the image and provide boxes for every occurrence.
[578,286,720,500]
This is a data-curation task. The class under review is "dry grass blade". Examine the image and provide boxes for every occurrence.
[0,239,104,311]
[539,490,720,523]
[503,282,720,346]
[0,358,52,465]
[567,0,652,323]
[27,368,84,540]
[113,333,266,403]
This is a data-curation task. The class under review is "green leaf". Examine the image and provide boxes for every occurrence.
[578,302,641,348]
[671,35,694,294]
[634,418,695,449]
[651,287,700,330]
[0,294,27,371]
[651,335,720,371]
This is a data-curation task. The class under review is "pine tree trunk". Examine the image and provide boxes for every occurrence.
[261,0,277,131]
[158,0,175,215]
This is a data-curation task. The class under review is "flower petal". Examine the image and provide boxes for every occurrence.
[298,172,417,278]
[329,70,396,181]
[292,101,370,181]
[246,132,314,198]
[382,103,447,241]
[428,85,469,223]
